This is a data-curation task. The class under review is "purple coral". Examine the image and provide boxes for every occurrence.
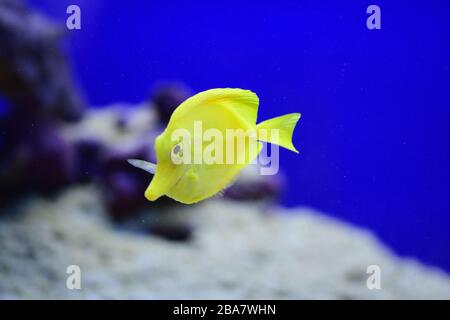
[0,0,85,122]
[151,82,192,124]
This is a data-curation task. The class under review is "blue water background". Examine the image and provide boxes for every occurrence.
[28,1,450,271]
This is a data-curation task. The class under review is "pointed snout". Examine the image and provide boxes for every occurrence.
[144,186,162,201]
[143,162,183,202]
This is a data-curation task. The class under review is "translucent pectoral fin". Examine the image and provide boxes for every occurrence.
[127,159,156,175]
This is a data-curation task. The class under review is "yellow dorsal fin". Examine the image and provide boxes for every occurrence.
[171,88,259,125]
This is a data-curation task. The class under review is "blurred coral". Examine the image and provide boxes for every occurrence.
[0,1,284,232]
[0,0,84,208]
[72,138,104,183]
[151,82,192,124]
[0,0,85,122]
[100,143,153,221]
[224,167,286,203]
[22,124,77,192]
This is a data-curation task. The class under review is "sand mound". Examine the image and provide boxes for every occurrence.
[0,187,449,299]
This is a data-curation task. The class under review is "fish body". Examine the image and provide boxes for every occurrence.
[129,88,300,204]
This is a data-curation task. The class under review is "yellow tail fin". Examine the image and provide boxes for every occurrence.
[256,113,301,153]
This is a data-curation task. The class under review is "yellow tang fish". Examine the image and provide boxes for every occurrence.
[128,88,300,204]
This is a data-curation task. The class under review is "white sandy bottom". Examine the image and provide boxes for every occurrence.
[0,186,449,299]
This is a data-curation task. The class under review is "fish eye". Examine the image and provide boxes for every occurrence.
[172,144,182,156]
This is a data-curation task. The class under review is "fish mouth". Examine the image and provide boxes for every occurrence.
[144,164,187,201]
